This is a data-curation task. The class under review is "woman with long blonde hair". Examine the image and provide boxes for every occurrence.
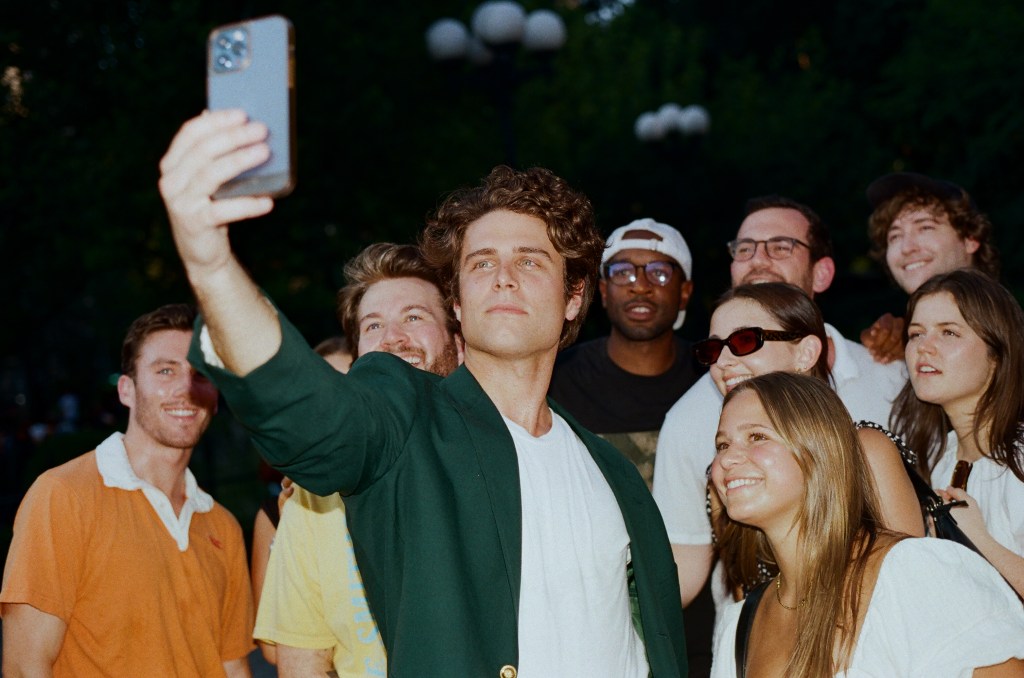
[682,283,922,603]
[710,372,1024,677]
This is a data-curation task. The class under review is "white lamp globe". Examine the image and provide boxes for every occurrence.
[523,10,567,52]
[425,19,470,61]
[471,1,528,46]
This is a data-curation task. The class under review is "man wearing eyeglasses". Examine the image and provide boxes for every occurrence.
[549,219,703,489]
[652,196,906,619]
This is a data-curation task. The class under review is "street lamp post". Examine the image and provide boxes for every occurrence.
[425,1,567,167]
[634,102,711,142]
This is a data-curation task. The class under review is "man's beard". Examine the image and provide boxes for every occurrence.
[386,340,459,377]
[425,341,459,377]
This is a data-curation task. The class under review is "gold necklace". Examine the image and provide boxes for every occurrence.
[775,574,806,610]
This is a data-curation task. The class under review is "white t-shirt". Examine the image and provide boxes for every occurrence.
[931,430,1024,557]
[505,412,648,678]
[710,538,1024,678]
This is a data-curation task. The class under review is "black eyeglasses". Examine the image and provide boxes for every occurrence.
[727,237,810,262]
[693,327,805,365]
[604,261,681,287]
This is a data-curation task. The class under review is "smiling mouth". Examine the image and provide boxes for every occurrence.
[742,273,783,285]
[726,478,761,491]
[166,407,199,417]
[903,261,930,272]
[723,375,751,390]
[389,350,424,366]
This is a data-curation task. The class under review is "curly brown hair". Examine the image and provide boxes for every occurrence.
[867,187,999,281]
[121,304,197,378]
[420,165,603,350]
[336,243,456,357]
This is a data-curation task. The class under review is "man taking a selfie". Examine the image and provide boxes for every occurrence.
[159,110,687,677]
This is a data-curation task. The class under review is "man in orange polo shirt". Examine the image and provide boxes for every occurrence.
[0,304,254,677]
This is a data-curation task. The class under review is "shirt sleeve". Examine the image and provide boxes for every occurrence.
[865,539,1024,677]
[253,489,335,649]
[652,375,720,546]
[708,600,742,678]
[188,310,425,497]
[0,472,86,621]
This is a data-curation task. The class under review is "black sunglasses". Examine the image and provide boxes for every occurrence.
[693,327,805,365]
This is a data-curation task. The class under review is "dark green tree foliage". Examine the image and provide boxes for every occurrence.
[2,0,1022,437]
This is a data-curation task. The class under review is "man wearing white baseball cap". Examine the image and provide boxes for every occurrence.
[549,218,703,489]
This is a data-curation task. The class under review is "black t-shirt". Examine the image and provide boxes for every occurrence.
[549,335,703,433]
[548,336,704,488]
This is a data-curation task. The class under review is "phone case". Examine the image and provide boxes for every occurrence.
[207,15,296,198]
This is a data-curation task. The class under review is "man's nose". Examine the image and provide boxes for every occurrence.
[749,243,773,265]
[494,260,519,289]
[629,268,653,292]
[381,323,409,347]
[901,232,920,254]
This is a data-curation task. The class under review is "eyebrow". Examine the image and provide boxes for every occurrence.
[463,246,555,263]
[147,357,185,368]
[715,421,768,439]
[909,320,963,329]
[358,304,437,325]
[892,214,941,229]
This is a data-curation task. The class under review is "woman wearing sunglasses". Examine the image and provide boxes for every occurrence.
[665,283,923,613]
[710,372,1024,678]
[891,269,1024,598]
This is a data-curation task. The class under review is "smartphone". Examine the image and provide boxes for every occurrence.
[207,15,296,199]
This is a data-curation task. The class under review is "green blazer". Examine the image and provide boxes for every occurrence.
[192,315,688,677]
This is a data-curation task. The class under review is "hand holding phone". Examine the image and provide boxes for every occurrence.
[207,15,296,198]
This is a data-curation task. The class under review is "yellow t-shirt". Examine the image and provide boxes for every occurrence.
[254,485,386,676]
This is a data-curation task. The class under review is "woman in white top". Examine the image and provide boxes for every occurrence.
[710,372,1024,678]
[893,268,1024,597]
[694,283,922,599]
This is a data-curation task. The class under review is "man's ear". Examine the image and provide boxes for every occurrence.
[454,302,461,323]
[811,257,836,295]
[117,374,135,409]
[964,237,981,256]
[455,333,466,365]
[565,281,585,321]
[598,278,609,308]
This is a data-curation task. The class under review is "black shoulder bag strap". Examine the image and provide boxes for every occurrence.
[855,420,981,554]
[734,581,769,678]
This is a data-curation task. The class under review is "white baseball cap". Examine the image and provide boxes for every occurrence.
[602,218,693,330]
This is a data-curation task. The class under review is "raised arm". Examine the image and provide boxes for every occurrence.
[158,109,281,376]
